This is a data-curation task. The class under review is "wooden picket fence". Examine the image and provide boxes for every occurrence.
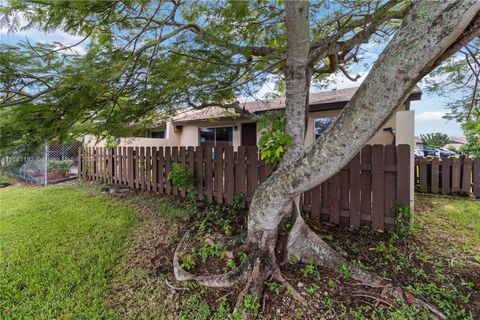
[415,157,480,198]
[78,144,411,230]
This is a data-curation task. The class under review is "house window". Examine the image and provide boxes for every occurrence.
[150,130,165,139]
[314,117,336,140]
[199,127,233,147]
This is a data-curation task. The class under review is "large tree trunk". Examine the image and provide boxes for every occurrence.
[283,1,310,164]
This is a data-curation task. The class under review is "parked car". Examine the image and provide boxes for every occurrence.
[422,147,440,157]
[438,148,457,158]
[414,149,424,158]
[421,147,457,158]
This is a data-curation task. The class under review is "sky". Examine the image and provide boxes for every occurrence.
[0,18,465,137]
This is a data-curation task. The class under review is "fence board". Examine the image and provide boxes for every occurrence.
[204,147,213,202]
[329,173,340,224]
[451,158,461,193]
[384,145,396,221]
[246,146,258,202]
[165,147,171,194]
[171,147,178,196]
[462,158,472,195]
[195,146,203,200]
[360,145,372,225]
[339,167,349,213]
[371,145,385,229]
[474,159,480,198]
[349,153,361,228]
[431,158,439,194]
[139,147,145,190]
[101,148,105,181]
[224,147,234,204]
[179,147,186,197]
[158,147,165,194]
[117,147,122,184]
[113,147,117,183]
[152,147,158,192]
[441,158,451,195]
[214,146,224,204]
[235,147,246,207]
[146,147,152,191]
[311,185,321,220]
[419,158,428,192]
[123,147,128,185]
[128,147,134,188]
[397,145,410,206]
[108,148,113,183]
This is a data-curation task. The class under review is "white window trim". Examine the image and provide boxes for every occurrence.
[199,125,234,146]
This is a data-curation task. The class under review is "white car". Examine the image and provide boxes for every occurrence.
[414,148,425,157]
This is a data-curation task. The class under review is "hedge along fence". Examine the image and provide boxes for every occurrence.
[78,144,411,231]
[415,157,480,198]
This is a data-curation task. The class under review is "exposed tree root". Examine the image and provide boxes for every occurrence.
[285,209,448,320]
[173,231,249,287]
[271,268,306,304]
[286,213,385,286]
[173,203,447,319]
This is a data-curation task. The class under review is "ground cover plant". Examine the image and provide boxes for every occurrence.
[105,185,480,319]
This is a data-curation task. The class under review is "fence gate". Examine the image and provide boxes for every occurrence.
[1,141,82,185]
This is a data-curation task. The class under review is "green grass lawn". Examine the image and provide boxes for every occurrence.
[416,195,480,261]
[0,184,137,319]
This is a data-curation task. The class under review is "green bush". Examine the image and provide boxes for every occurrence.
[168,163,195,189]
[393,203,415,237]
[258,114,292,164]
[49,159,74,176]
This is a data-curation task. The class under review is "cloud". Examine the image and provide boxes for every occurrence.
[0,14,88,55]
[415,111,446,124]
[323,70,368,90]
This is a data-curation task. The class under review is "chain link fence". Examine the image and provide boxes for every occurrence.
[0,141,82,185]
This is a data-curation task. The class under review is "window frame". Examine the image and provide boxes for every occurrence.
[149,130,166,139]
[198,126,234,147]
[313,116,336,141]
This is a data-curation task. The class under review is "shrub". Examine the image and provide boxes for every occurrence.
[168,163,195,189]
[393,203,415,237]
[258,114,292,164]
[49,159,74,176]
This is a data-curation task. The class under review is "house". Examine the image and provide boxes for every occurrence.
[85,86,420,151]
[415,136,467,150]
[84,86,420,209]
[445,136,467,151]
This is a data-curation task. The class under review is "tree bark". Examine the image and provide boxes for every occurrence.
[247,0,480,245]
[283,1,310,164]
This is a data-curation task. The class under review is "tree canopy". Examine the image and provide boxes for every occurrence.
[420,132,451,148]
[1,0,413,155]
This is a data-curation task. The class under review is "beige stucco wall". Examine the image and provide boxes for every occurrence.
[395,110,415,209]
[303,104,406,147]
[180,122,244,149]
[84,104,412,151]
[84,122,181,147]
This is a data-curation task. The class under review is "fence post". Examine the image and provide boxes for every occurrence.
[44,142,49,186]
[78,147,82,179]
